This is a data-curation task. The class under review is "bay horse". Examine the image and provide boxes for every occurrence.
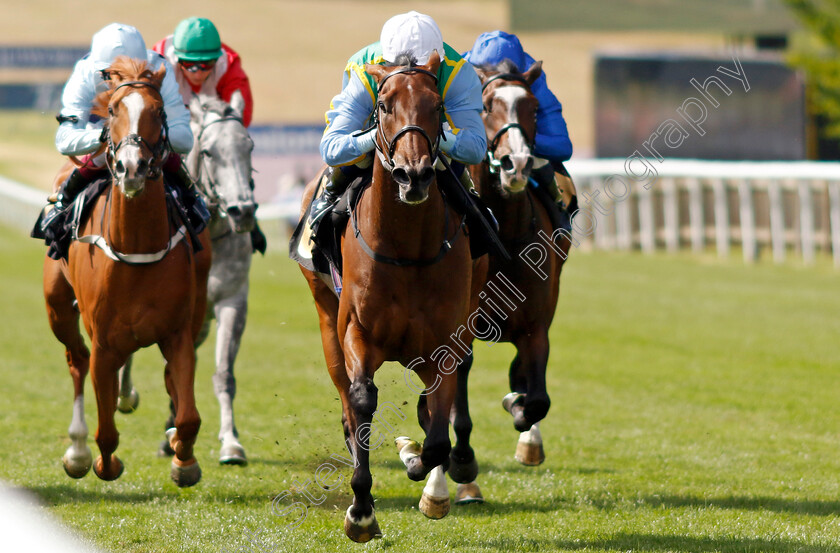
[42,57,211,486]
[448,60,570,502]
[118,94,256,465]
[297,51,485,541]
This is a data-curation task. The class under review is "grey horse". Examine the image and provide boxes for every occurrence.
[117,93,259,465]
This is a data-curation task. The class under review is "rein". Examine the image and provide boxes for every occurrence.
[350,65,463,267]
[371,67,443,172]
[75,79,187,264]
[105,80,168,181]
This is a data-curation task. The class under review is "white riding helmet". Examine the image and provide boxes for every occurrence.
[90,23,147,70]
[380,11,443,65]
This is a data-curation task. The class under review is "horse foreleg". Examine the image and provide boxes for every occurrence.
[160,331,202,487]
[340,323,385,542]
[116,355,140,414]
[44,257,92,479]
[213,291,248,465]
[89,346,125,481]
[449,351,483,504]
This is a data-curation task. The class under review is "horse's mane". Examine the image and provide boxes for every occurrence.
[92,57,156,119]
[482,59,522,76]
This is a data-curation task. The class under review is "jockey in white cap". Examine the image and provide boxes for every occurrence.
[312,11,486,223]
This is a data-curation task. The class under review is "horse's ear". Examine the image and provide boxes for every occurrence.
[188,94,204,122]
[424,50,441,75]
[474,66,491,85]
[366,63,389,84]
[523,60,543,86]
[229,90,246,118]
[152,63,167,87]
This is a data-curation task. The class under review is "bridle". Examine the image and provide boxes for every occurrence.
[481,73,535,174]
[105,80,169,181]
[349,65,465,267]
[194,113,253,209]
[365,67,444,172]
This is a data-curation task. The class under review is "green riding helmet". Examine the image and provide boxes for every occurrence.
[173,17,222,62]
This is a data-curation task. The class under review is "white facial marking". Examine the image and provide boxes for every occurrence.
[118,92,146,190]
[494,86,529,154]
[123,92,145,135]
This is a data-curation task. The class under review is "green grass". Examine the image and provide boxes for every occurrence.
[2,223,840,552]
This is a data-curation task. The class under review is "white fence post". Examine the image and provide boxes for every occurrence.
[663,178,679,252]
[798,181,815,265]
[767,180,786,264]
[712,178,730,258]
[638,185,655,254]
[829,181,840,268]
[687,177,704,252]
[738,179,757,263]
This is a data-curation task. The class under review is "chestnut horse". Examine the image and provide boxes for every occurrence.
[449,60,570,501]
[297,52,485,541]
[43,57,211,486]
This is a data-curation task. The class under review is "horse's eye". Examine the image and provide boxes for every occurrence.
[378,102,386,112]
[108,106,114,116]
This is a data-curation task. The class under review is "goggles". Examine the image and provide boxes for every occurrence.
[179,60,216,72]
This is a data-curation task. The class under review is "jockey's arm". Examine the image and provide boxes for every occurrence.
[319,73,377,167]
[217,54,254,126]
[438,64,486,165]
[158,56,194,155]
[55,61,102,156]
[530,70,572,163]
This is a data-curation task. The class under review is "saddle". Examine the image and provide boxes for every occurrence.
[34,175,204,261]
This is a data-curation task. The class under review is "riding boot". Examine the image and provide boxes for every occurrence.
[166,163,210,234]
[309,166,352,227]
[531,161,577,231]
[32,168,91,239]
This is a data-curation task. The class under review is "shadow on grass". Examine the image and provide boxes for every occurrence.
[435,533,834,552]
[645,494,840,517]
[29,483,280,506]
[550,533,835,553]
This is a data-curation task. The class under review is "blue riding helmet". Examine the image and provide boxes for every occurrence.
[464,30,526,70]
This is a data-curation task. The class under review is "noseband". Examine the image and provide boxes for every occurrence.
[367,67,443,171]
[481,74,535,174]
[106,80,168,180]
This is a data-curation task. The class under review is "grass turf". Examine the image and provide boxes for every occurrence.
[1,222,839,552]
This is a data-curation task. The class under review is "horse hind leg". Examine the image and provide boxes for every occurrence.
[44,257,93,478]
[213,294,247,466]
[116,355,140,414]
[503,334,550,465]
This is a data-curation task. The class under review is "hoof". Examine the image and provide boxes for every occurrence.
[395,436,421,456]
[419,492,450,519]
[344,507,382,542]
[116,389,140,414]
[171,457,202,487]
[455,481,484,504]
[515,440,545,466]
[219,440,247,466]
[448,455,478,484]
[61,446,92,479]
[93,454,124,481]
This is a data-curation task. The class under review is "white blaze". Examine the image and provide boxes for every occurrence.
[494,86,530,155]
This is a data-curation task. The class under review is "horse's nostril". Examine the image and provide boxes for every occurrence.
[227,206,241,218]
[392,167,410,185]
[115,160,126,175]
[524,157,534,174]
[419,166,435,185]
[500,155,514,173]
[136,159,148,173]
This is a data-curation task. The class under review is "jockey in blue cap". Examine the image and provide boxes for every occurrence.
[311,11,486,224]
[464,30,576,211]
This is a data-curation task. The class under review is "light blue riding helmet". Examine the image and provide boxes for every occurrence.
[90,23,147,70]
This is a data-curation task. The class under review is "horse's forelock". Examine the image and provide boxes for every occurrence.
[487,59,522,76]
[386,52,418,68]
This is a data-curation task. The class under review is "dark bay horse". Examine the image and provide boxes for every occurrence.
[43,57,211,486]
[297,52,485,541]
[449,60,570,502]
